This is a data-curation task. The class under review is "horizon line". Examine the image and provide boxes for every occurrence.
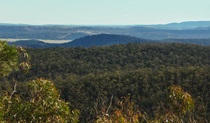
[1,20,210,26]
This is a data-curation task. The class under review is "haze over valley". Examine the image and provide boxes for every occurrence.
[1,21,210,47]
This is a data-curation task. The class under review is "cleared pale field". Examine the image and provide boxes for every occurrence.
[0,38,71,44]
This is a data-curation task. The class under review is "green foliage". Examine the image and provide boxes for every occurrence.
[0,42,79,123]
[2,43,210,122]
[168,85,194,115]
[52,67,209,122]
[152,85,195,122]
[23,43,210,78]
[0,79,79,123]
[96,95,144,123]
[0,41,30,79]
[0,41,18,78]
[16,46,31,72]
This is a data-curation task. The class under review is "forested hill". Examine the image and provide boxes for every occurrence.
[3,43,210,122]
[60,34,150,47]
[8,34,210,48]
[21,43,210,77]
[7,34,150,48]
[8,39,55,48]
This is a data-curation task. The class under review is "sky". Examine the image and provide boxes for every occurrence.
[0,0,210,25]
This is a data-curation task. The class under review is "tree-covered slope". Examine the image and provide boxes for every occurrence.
[8,40,55,48]
[61,34,150,47]
[23,43,210,77]
[3,43,210,122]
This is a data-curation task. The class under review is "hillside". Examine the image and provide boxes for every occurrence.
[1,21,210,40]
[24,43,210,76]
[8,40,55,48]
[61,34,151,47]
[7,34,151,48]
[7,34,210,48]
[3,43,209,122]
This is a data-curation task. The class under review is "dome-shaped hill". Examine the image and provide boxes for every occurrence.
[62,34,151,47]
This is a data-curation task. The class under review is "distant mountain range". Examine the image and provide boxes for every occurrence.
[7,34,210,48]
[7,34,151,48]
[143,21,210,29]
[1,21,210,41]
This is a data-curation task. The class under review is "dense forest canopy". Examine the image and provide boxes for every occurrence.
[24,43,210,77]
[0,41,79,123]
[0,42,210,122]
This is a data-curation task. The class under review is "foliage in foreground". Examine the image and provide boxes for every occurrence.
[152,85,195,123]
[0,41,18,78]
[1,42,210,122]
[0,41,79,123]
[0,79,79,123]
[95,86,195,123]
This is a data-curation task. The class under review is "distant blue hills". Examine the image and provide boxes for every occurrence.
[7,34,210,48]
[1,21,210,29]
[7,34,151,48]
[61,34,150,47]
[1,21,210,47]
[0,21,210,41]
[143,21,210,29]
[8,39,54,48]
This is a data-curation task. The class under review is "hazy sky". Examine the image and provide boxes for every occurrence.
[1,0,210,25]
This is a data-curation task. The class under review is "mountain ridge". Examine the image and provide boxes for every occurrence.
[1,20,210,44]
[7,34,151,48]
[7,34,210,48]
[1,21,210,28]
[144,21,210,29]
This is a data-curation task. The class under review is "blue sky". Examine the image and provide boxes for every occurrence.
[1,0,210,25]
